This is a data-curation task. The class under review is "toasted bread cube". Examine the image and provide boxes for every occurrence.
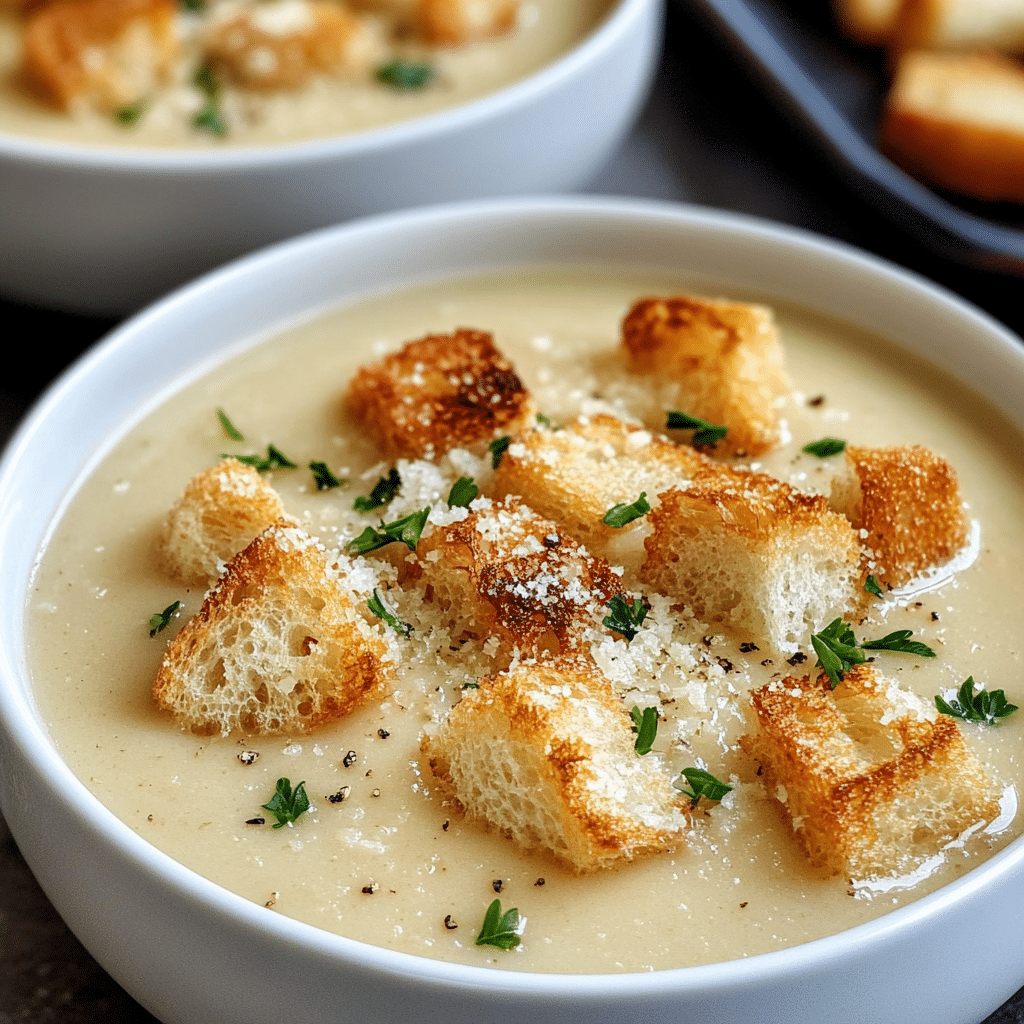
[204,0,383,91]
[893,0,1024,53]
[346,328,534,460]
[419,0,518,44]
[22,0,176,111]
[153,523,390,736]
[641,471,861,652]
[159,457,292,586]
[423,659,688,871]
[880,49,1024,203]
[742,665,1001,878]
[832,0,903,45]
[621,295,788,458]
[493,414,725,547]
[404,497,624,658]
[829,444,968,591]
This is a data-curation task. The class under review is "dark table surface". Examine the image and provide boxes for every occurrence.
[4,2,1024,1020]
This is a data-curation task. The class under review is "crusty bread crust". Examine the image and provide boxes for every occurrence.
[153,523,389,736]
[419,0,518,43]
[423,659,688,872]
[893,0,1024,54]
[833,0,904,45]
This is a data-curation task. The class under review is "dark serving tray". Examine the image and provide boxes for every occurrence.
[679,0,1024,275]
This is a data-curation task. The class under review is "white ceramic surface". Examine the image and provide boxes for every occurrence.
[2,197,1024,1024]
[0,0,659,316]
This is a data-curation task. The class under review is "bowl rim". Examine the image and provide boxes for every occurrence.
[0,0,648,172]
[3,194,1024,1001]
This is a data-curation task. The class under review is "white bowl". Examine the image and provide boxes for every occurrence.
[2,196,1024,1024]
[0,0,659,316]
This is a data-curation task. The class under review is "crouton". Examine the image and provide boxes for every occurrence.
[829,443,969,591]
[892,0,1024,54]
[621,295,789,458]
[153,523,390,736]
[159,457,292,586]
[22,0,176,111]
[641,470,862,652]
[742,665,1001,878]
[422,659,688,871]
[880,49,1024,203]
[346,328,534,460]
[419,0,518,44]
[493,414,722,547]
[204,0,383,91]
[832,0,904,45]
[403,497,624,659]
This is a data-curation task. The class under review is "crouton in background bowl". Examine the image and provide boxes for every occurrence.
[3,195,1024,1023]
[0,0,658,315]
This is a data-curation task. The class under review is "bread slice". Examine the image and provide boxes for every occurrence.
[620,295,789,458]
[159,457,292,586]
[153,523,390,736]
[893,0,1024,54]
[419,0,518,44]
[422,659,688,872]
[829,443,969,591]
[346,328,534,460]
[742,664,1001,879]
[640,470,862,652]
[833,0,905,45]
[880,49,1024,203]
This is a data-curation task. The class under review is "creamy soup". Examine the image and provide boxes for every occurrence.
[0,1,610,148]
[27,270,1024,974]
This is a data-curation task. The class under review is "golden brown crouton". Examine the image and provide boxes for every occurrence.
[641,470,862,652]
[204,0,383,91]
[403,497,624,660]
[423,659,688,871]
[159,457,292,586]
[832,0,904,45]
[621,295,789,458]
[153,523,390,736]
[892,0,1024,54]
[346,328,534,460]
[742,665,1001,878]
[419,0,518,44]
[829,444,969,591]
[493,414,722,547]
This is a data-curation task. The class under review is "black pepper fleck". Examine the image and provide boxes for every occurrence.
[492,879,503,893]
[931,611,940,621]
[787,652,807,666]
[534,878,545,887]
[237,750,260,765]
[442,819,450,831]
[444,915,458,930]
[760,658,772,667]
[739,902,748,908]
[543,533,561,549]
[246,816,266,825]
[342,750,357,767]
[327,787,351,804]
[717,657,734,672]
[362,884,377,894]
[377,728,390,739]
[808,395,825,407]
[739,642,759,653]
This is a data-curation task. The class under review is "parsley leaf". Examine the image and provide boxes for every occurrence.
[261,777,310,828]
[309,460,344,491]
[535,412,559,430]
[474,898,521,950]
[114,100,147,128]
[447,476,479,508]
[347,506,430,554]
[675,767,732,807]
[488,436,511,469]
[354,468,401,513]
[192,62,227,136]
[148,600,181,637]
[860,629,936,658]
[602,594,648,641]
[802,437,847,458]
[630,705,658,755]
[230,445,297,473]
[864,574,884,598]
[367,588,412,637]
[216,407,245,441]
[375,58,434,90]
[666,411,728,446]
[602,492,650,528]
[935,677,1018,726]
[810,618,866,688]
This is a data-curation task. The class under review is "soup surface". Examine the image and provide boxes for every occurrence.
[27,269,1024,973]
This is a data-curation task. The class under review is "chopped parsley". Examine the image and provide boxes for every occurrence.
[602,594,648,641]
[354,468,401,513]
[114,100,147,128]
[860,629,936,659]
[535,412,559,430]
[375,58,434,90]
[488,436,511,469]
[348,506,430,554]
[447,476,479,508]
[666,411,728,446]
[602,492,650,528]
[230,445,298,473]
[148,600,181,637]
[629,705,658,755]
[864,574,884,598]
[192,62,227,137]
[367,588,412,637]
[261,777,310,828]
[811,618,936,688]
[216,407,245,441]
[935,677,1018,726]
[802,437,847,458]
[675,767,732,807]
[309,460,344,491]
[474,898,521,950]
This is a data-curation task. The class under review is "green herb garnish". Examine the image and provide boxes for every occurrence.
[309,461,344,491]
[261,777,310,828]
[354,468,401,513]
[192,62,227,137]
[666,411,728,446]
[864,574,884,598]
[675,767,732,807]
[447,476,479,508]
[114,100,147,128]
[367,588,412,637]
[216,407,245,441]
[602,594,648,641]
[347,506,430,555]
[488,436,511,469]
[630,705,658,755]
[860,629,936,659]
[375,58,434,90]
[148,600,181,637]
[802,437,847,458]
[810,618,866,688]
[461,682,480,690]
[602,492,650,528]
[535,412,559,430]
[179,0,206,11]
[230,444,297,473]
[935,677,1018,726]
[474,898,521,950]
